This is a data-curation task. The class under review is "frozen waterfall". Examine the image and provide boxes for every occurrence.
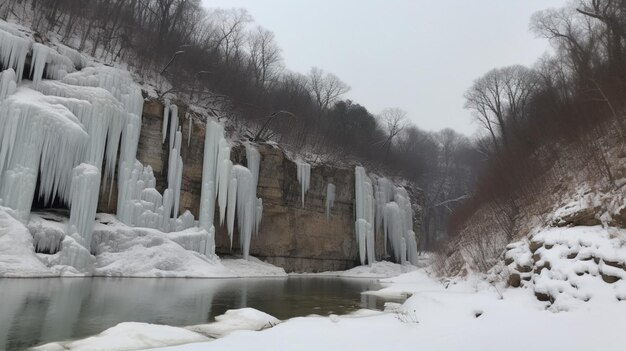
[198,123,263,259]
[354,166,418,266]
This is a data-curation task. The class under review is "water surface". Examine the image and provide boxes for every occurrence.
[0,277,381,350]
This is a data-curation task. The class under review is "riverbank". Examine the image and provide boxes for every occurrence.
[159,268,626,351]
[30,265,626,351]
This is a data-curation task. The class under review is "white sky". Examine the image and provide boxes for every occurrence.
[201,0,570,135]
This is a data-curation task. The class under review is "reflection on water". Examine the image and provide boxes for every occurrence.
[0,277,381,350]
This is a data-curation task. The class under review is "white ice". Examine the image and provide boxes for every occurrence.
[296,161,311,208]
[325,183,335,221]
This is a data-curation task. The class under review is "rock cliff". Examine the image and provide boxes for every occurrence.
[97,98,422,272]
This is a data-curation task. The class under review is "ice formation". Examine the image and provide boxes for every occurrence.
[67,164,101,251]
[231,166,259,259]
[162,101,170,144]
[0,27,29,81]
[30,43,74,86]
[0,87,88,221]
[169,104,179,151]
[354,166,418,266]
[0,29,204,263]
[296,161,311,208]
[187,113,192,148]
[0,68,16,100]
[198,122,263,259]
[198,121,225,256]
[326,183,336,221]
[0,27,268,265]
[354,167,375,265]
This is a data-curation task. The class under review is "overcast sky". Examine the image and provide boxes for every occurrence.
[201,0,570,135]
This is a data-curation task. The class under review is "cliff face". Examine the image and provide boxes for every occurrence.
[216,143,361,272]
[98,99,422,272]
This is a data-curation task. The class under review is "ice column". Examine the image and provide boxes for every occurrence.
[67,164,101,252]
[0,68,17,100]
[354,166,375,265]
[162,101,170,144]
[296,161,311,208]
[380,185,418,265]
[325,183,335,221]
[187,114,192,148]
[198,121,226,256]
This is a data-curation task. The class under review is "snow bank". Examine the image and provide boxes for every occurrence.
[187,308,280,338]
[37,235,95,276]
[32,322,208,351]
[220,256,286,277]
[33,308,280,351]
[91,216,234,278]
[309,260,419,279]
[0,206,54,277]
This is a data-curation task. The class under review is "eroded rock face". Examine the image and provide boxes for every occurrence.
[215,143,363,272]
[97,99,422,272]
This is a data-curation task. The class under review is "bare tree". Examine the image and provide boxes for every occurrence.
[207,8,252,63]
[577,0,626,78]
[530,6,600,82]
[464,65,538,150]
[248,26,283,89]
[378,107,407,155]
[307,67,350,114]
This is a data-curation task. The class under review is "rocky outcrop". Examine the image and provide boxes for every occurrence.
[97,99,422,272]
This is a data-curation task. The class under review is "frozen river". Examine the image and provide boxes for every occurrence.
[0,276,381,350]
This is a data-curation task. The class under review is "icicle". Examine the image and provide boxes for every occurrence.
[30,43,49,87]
[0,88,88,221]
[380,186,418,265]
[354,166,375,265]
[215,139,231,195]
[67,164,100,252]
[400,237,407,265]
[0,28,30,82]
[166,129,184,218]
[325,183,335,221]
[198,120,225,256]
[218,159,233,225]
[169,105,179,151]
[187,114,192,148]
[296,161,311,208]
[255,197,263,236]
[231,165,259,260]
[0,68,17,101]
[246,144,261,189]
[162,101,170,144]
[34,80,127,185]
[356,219,368,265]
[226,177,238,248]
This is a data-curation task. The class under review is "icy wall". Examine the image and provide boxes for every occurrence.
[103,99,423,272]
